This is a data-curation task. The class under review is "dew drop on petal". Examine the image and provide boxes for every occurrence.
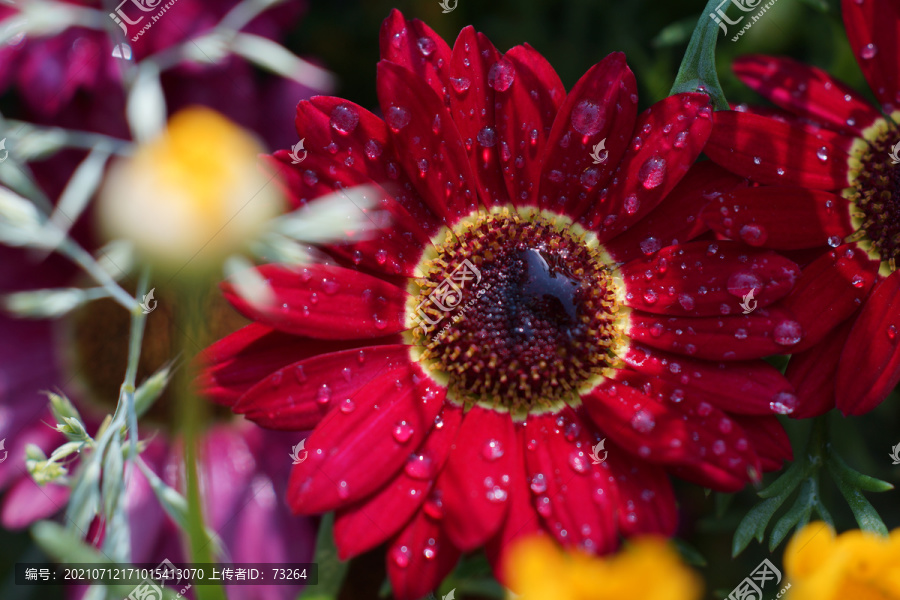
[774,320,803,345]
[571,100,604,135]
[738,223,767,246]
[530,473,548,494]
[450,76,471,93]
[477,126,497,148]
[330,104,360,135]
[416,36,436,56]
[385,106,411,132]
[405,453,434,479]
[640,237,661,255]
[638,157,666,190]
[860,43,877,60]
[712,440,727,456]
[889,325,898,341]
[316,384,331,404]
[569,451,589,473]
[816,146,829,162]
[482,439,505,461]
[488,59,515,91]
[364,139,383,160]
[393,421,414,443]
[623,194,640,215]
[631,409,655,433]
[769,391,798,415]
[340,398,356,413]
[391,545,412,568]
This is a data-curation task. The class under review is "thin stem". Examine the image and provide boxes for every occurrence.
[58,236,137,312]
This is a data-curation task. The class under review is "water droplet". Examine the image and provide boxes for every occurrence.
[860,43,877,60]
[712,440,727,456]
[337,480,349,499]
[270,371,283,387]
[580,167,601,189]
[416,36,436,56]
[774,320,803,346]
[340,398,356,413]
[450,76,471,93]
[816,146,829,161]
[753,156,762,165]
[488,59,515,91]
[769,391,798,415]
[777,167,785,176]
[485,485,508,503]
[316,384,331,404]
[393,421,414,443]
[738,223,767,246]
[640,237,661,255]
[477,126,497,147]
[330,104,360,135]
[294,365,307,383]
[827,235,842,248]
[674,131,688,148]
[623,194,640,215]
[571,100,604,135]
[391,545,412,568]
[697,402,713,417]
[385,106,411,132]
[569,451,589,473]
[548,169,565,183]
[405,453,434,479]
[482,439,505,461]
[638,157,666,189]
[530,473,548,494]
[888,325,898,341]
[631,409,655,433]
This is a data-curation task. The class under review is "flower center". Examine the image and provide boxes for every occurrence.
[408,208,623,414]
[847,118,900,273]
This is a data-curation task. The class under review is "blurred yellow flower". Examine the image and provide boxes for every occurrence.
[784,522,900,600]
[504,535,702,600]
[98,107,284,274]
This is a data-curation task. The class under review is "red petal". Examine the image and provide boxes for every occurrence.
[233,345,411,430]
[197,323,386,406]
[706,110,853,189]
[606,441,677,536]
[785,317,855,418]
[495,43,565,207]
[386,511,460,600]
[627,306,805,360]
[702,186,854,250]
[622,343,795,416]
[448,27,507,208]
[836,272,900,415]
[604,161,744,263]
[287,365,445,513]
[736,416,793,471]
[333,403,463,560]
[436,406,513,551]
[521,410,618,553]
[222,264,409,340]
[842,0,900,110]
[379,9,452,103]
[582,379,760,491]
[620,241,800,316]
[537,52,638,218]
[377,61,479,224]
[485,423,547,580]
[781,244,880,352]
[733,55,882,134]
[583,93,714,241]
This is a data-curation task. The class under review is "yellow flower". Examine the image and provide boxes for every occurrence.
[504,535,702,600]
[784,522,900,600]
[98,107,284,274]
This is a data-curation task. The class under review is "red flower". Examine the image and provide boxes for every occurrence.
[703,0,900,417]
[201,10,799,598]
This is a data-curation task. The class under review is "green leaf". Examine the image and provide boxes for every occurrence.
[827,449,894,493]
[669,0,729,109]
[297,513,347,600]
[769,479,815,552]
[652,15,699,48]
[758,460,810,499]
[827,459,890,535]
[732,494,790,557]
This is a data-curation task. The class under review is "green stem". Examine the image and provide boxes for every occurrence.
[58,236,137,312]
[669,0,730,109]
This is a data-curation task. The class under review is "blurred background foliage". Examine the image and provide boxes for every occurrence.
[2,0,898,599]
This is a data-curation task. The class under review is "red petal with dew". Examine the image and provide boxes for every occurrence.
[436,405,514,551]
[386,511,461,600]
[620,240,800,316]
[836,272,900,415]
[379,9,452,102]
[233,345,412,430]
[606,440,677,537]
[785,317,855,419]
[538,52,637,218]
[333,402,462,560]
[706,111,853,189]
[222,264,409,340]
[605,161,744,264]
[377,61,479,224]
[584,93,713,242]
[733,55,882,134]
[287,364,445,513]
[842,0,900,111]
[702,186,854,250]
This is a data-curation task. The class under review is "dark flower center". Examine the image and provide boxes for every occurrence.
[410,209,621,413]
[847,122,900,272]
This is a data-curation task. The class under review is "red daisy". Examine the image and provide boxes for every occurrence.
[702,0,900,418]
[201,10,800,598]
